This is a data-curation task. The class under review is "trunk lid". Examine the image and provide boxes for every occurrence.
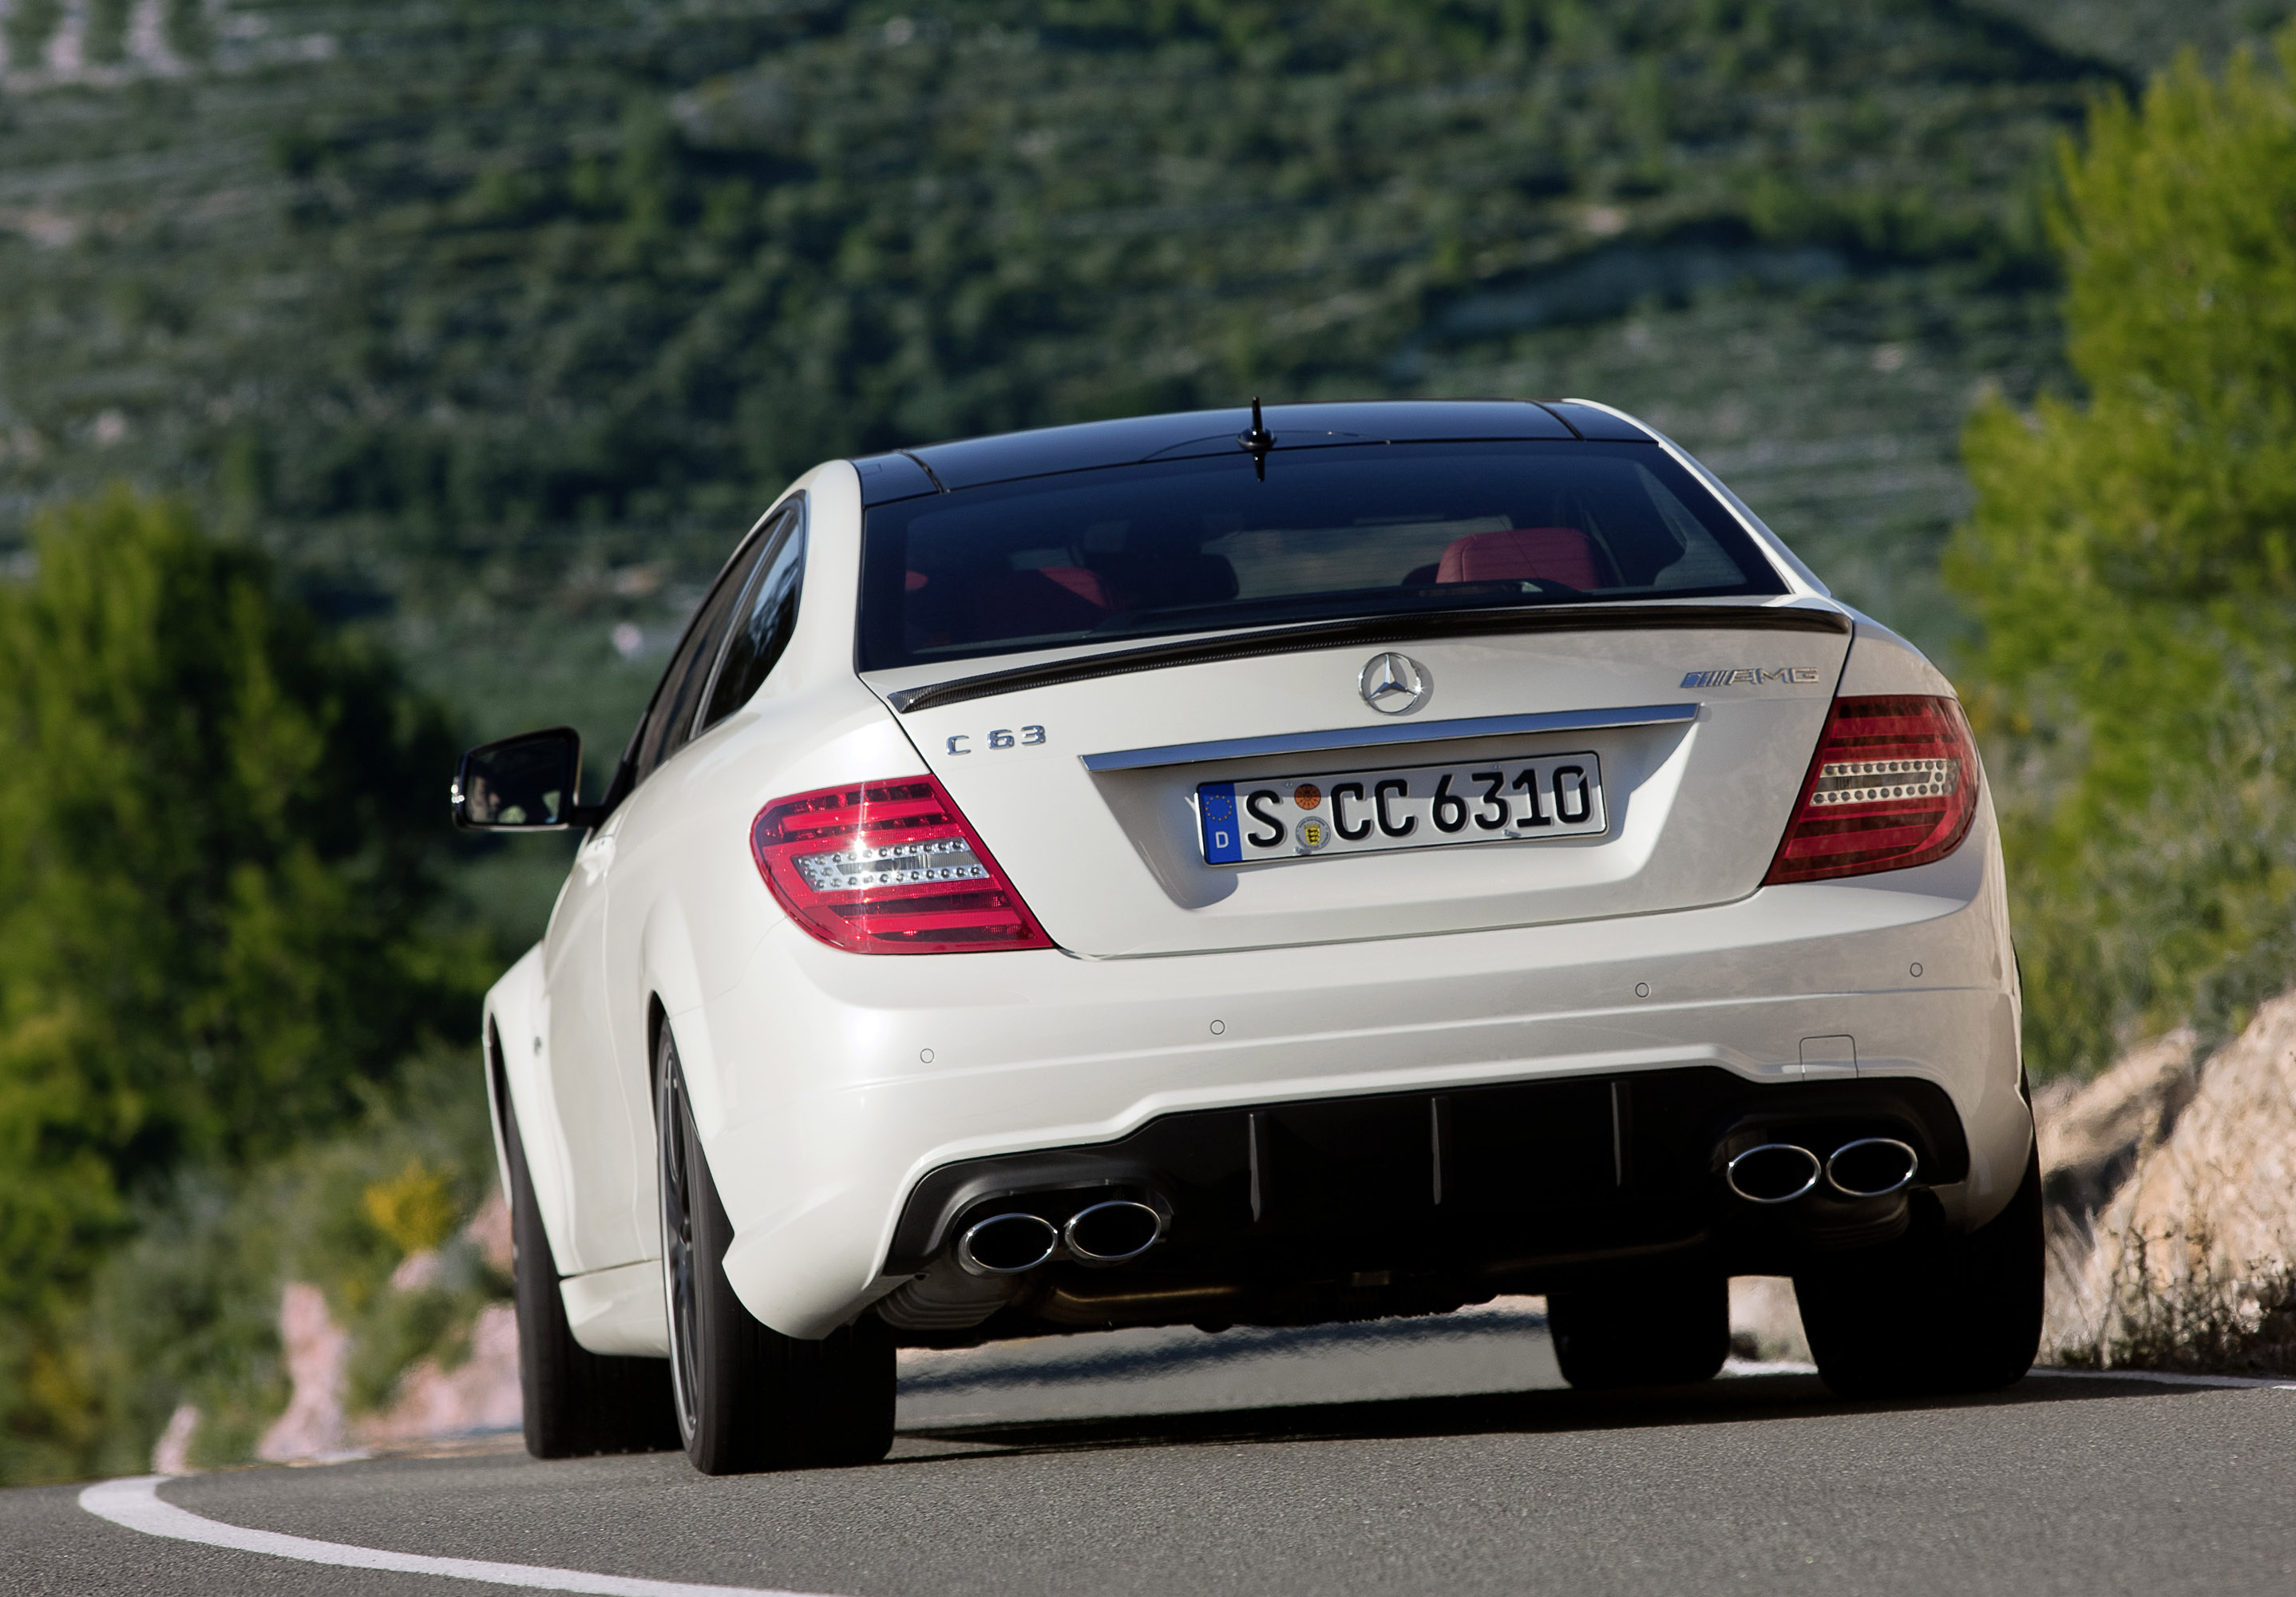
[865,602,1850,957]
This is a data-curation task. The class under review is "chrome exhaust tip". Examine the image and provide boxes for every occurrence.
[1826,1137,1918,1199]
[1063,1199,1165,1266]
[956,1212,1059,1276]
[1726,1143,1822,1204]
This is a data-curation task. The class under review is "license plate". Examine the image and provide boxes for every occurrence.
[1197,752,1606,865]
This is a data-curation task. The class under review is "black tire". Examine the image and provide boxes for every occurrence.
[495,1040,680,1460]
[1547,1272,1730,1389]
[656,1027,896,1475]
[1795,1139,2044,1399]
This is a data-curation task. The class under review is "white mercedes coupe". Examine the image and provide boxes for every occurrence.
[454,399,2041,1475]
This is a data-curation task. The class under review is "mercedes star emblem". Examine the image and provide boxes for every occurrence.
[1359,652,1431,715]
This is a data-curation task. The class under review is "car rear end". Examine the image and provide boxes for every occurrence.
[704,401,2028,1359]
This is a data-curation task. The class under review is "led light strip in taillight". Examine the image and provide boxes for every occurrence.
[1762,695,1981,885]
[750,776,1053,953]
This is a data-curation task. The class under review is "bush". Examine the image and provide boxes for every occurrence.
[1950,26,2296,1076]
[0,489,489,1481]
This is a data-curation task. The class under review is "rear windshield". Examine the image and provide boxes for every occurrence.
[857,440,1787,672]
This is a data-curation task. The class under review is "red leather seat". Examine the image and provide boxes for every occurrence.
[1435,527,1602,591]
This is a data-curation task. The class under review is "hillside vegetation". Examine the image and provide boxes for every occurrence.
[0,2,2211,779]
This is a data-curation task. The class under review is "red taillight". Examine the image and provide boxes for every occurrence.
[750,776,1053,954]
[1763,695,1981,885]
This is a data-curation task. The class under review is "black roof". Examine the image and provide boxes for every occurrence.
[849,398,1652,505]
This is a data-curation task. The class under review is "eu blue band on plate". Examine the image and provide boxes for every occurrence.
[1198,782,1241,863]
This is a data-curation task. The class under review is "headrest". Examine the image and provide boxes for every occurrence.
[1435,527,1601,591]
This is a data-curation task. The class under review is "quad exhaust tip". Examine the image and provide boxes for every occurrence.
[1725,1137,1921,1204]
[1064,1199,1165,1265]
[956,1199,1170,1275]
[1825,1137,1918,1199]
[956,1212,1059,1276]
[1725,1143,1822,1204]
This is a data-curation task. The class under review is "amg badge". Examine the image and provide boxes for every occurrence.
[1681,666,1823,688]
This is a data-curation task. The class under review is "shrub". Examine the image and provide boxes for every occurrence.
[1950,26,2296,1075]
[2054,1222,2296,1377]
[0,489,487,1481]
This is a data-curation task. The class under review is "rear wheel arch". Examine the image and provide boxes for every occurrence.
[483,1017,515,1204]
[643,985,738,1154]
[499,1020,680,1459]
[655,1021,893,1473]
[645,993,671,1106]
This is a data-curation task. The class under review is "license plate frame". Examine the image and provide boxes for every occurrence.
[1197,751,1606,866]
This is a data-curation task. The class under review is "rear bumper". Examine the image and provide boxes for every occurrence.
[676,818,2026,1337]
[877,1066,1975,1339]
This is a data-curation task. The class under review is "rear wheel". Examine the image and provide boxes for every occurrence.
[657,1027,895,1475]
[1795,1140,2044,1398]
[1547,1272,1730,1389]
[497,1043,679,1460]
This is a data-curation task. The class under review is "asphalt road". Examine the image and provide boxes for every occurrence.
[6,1302,2294,1597]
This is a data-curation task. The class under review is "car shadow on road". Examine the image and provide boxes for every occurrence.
[889,1370,2230,1464]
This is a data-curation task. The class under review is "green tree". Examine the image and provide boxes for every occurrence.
[1950,26,2296,1076]
[0,489,481,1477]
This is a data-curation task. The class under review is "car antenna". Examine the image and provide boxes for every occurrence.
[1237,396,1276,481]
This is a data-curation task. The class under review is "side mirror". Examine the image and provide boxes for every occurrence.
[451,727,599,830]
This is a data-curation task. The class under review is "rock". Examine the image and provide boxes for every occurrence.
[255,1282,352,1462]
[2040,997,2296,1366]
[249,1187,525,1461]
[389,1248,442,1292]
[465,1186,513,1274]
[2034,1028,2199,1228]
[1728,1275,1811,1364]
[152,1403,199,1475]
[350,1303,522,1448]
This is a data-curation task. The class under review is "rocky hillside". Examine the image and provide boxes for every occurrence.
[2038,1005,2296,1373]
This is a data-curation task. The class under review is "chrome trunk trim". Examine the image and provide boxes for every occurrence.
[1079,703,1698,774]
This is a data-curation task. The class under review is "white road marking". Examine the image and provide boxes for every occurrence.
[78,1475,845,1597]
[2030,1367,2296,1391]
[1716,1363,2296,1391]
